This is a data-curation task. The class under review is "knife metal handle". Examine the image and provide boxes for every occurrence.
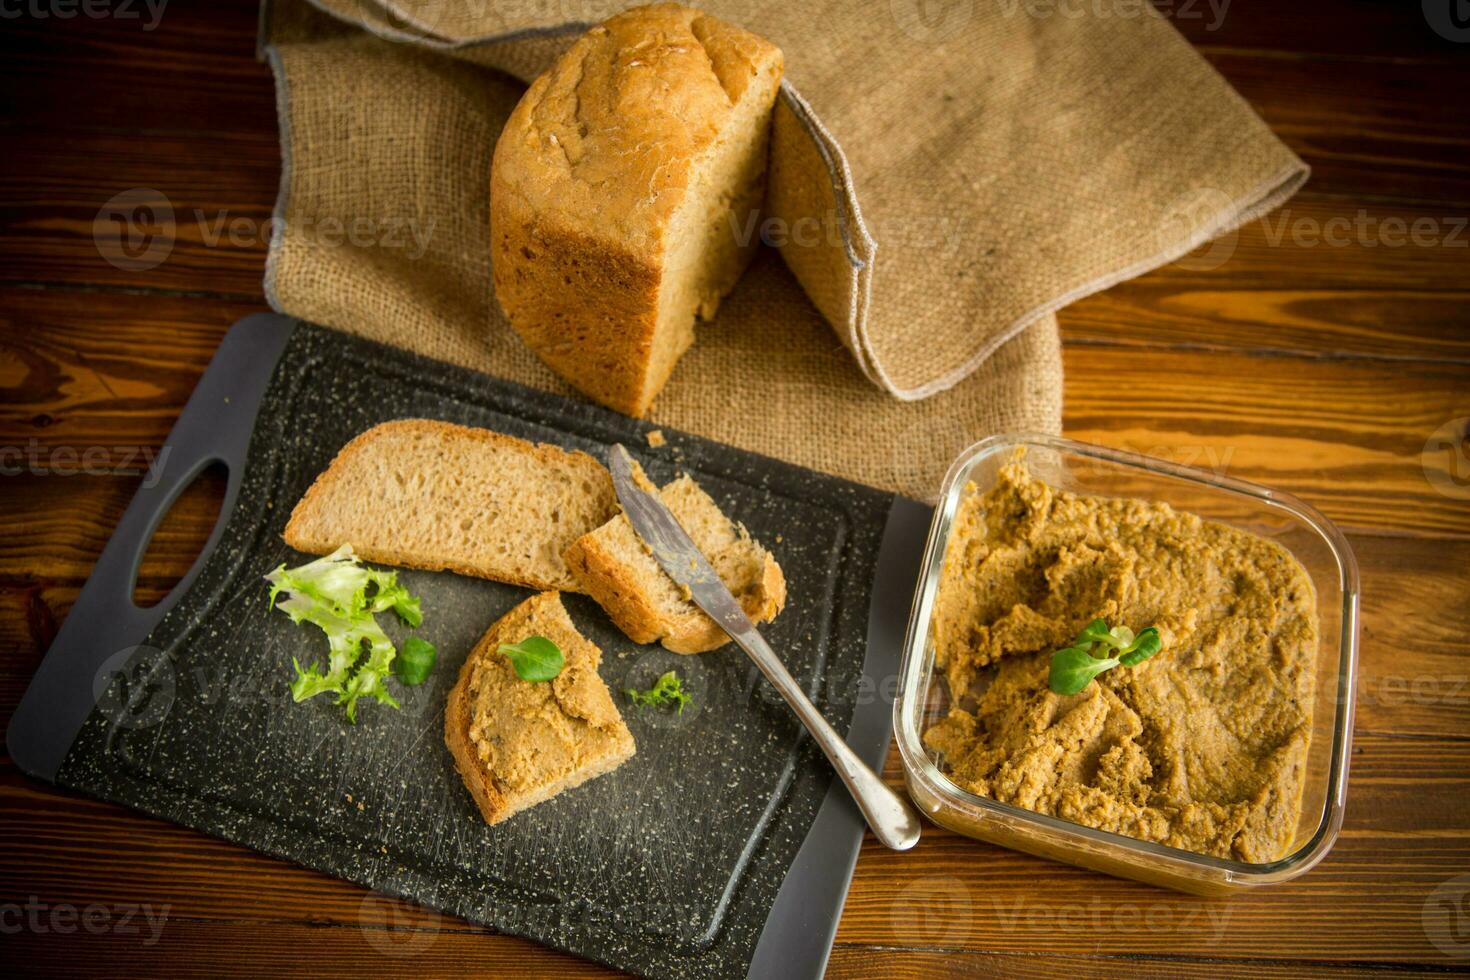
[725,616,923,852]
[607,444,922,851]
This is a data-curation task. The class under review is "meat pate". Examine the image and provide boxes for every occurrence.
[924,459,1317,862]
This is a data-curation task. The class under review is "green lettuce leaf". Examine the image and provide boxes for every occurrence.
[267,545,427,723]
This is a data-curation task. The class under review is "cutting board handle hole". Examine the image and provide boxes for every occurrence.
[132,460,229,609]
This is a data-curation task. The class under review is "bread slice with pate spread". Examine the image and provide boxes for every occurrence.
[564,470,785,653]
[444,591,635,825]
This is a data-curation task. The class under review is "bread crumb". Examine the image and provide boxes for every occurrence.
[646,429,667,448]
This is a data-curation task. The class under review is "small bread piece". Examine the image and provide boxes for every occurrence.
[491,4,786,417]
[283,420,617,591]
[445,592,635,825]
[564,473,785,654]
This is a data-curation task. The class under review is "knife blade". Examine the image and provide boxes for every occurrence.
[607,444,921,851]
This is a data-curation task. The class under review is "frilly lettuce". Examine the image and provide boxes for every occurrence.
[266,544,424,722]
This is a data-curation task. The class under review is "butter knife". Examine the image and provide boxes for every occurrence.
[608,445,921,851]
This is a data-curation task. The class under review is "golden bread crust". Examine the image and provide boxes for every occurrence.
[491,4,784,417]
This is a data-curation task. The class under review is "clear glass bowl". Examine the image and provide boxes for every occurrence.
[893,434,1360,895]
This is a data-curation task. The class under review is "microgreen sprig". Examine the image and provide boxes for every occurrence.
[1048,618,1162,695]
[624,670,692,714]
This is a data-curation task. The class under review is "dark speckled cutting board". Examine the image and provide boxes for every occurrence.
[7,315,930,980]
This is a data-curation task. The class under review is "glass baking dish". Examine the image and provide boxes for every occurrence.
[893,433,1360,895]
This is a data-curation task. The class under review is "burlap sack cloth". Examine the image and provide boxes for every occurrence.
[260,0,1305,500]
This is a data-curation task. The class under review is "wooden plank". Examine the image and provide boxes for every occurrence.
[1061,345,1470,539]
[828,947,1447,979]
[833,829,1470,961]
[0,292,244,444]
[1161,1,1470,61]
[0,729,1462,965]
[0,913,610,980]
[0,919,1450,980]
[1200,50,1470,204]
[0,0,273,135]
[4,289,1467,539]
[1142,195,1470,294]
[1063,283,1470,364]
[0,127,277,296]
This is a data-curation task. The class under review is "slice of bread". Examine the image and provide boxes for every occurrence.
[283,420,618,591]
[445,591,635,825]
[491,4,785,417]
[564,472,786,654]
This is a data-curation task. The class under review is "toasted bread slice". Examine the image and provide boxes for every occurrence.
[445,591,635,825]
[283,420,618,591]
[564,473,786,654]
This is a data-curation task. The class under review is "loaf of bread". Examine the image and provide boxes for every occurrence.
[564,471,785,653]
[445,591,635,825]
[490,4,785,417]
[282,420,618,591]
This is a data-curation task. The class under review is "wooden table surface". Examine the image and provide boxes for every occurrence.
[3,3,1468,976]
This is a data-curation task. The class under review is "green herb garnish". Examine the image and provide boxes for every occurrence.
[394,636,438,686]
[499,636,564,682]
[266,544,425,722]
[624,670,692,714]
[1048,618,1162,695]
